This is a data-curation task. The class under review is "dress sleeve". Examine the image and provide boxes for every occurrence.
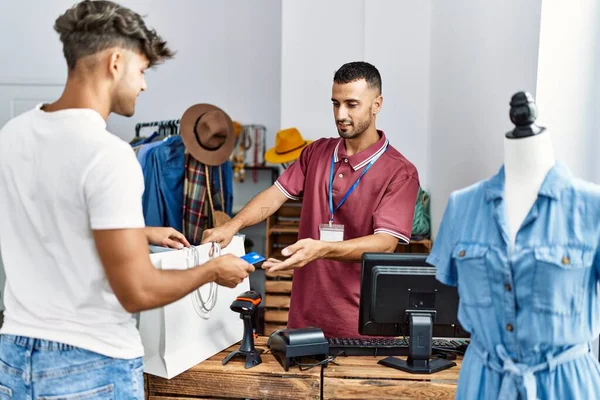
[426,192,458,286]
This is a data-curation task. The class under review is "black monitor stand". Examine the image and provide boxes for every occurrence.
[378,310,456,374]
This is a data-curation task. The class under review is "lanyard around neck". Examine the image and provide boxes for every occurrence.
[328,144,387,225]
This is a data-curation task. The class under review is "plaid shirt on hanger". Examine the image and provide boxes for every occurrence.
[183,153,225,245]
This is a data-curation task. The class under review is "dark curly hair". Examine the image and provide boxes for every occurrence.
[54,0,175,70]
[334,62,381,94]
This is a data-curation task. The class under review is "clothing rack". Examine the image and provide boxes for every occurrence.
[135,119,180,138]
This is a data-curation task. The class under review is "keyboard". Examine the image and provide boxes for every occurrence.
[327,337,469,357]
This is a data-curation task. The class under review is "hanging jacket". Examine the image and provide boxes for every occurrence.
[141,136,185,231]
[213,160,234,216]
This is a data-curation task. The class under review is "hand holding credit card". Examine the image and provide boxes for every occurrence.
[241,252,266,268]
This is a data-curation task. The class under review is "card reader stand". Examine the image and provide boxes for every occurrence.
[223,291,264,369]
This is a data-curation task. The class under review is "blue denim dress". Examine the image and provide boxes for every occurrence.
[427,162,600,399]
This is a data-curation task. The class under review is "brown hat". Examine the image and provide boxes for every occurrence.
[180,104,236,166]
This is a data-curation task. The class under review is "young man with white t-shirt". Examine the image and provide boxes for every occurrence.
[0,1,253,398]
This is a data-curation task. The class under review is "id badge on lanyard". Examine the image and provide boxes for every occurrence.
[319,223,344,242]
[320,145,387,242]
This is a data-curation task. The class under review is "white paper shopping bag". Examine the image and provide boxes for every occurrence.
[139,235,248,379]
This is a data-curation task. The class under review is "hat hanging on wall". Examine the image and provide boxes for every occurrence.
[264,127,312,164]
[180,104,236,166]
[233,121,244,137]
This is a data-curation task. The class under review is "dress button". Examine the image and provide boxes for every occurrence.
[459,250,466,257]
[505,283,512,292]
[507,324,514,332]
[562,256,570,265]
[338,174,343,178]
[344,159,348,163]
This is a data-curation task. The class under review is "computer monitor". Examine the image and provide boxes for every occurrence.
[358,252,467,374]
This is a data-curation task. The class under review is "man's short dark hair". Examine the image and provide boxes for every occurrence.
[54,0,175,70]
[333,62,381,94]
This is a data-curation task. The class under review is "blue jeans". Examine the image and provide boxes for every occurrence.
[0,335,144,399]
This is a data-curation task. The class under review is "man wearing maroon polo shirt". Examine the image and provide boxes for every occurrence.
[203,62,419,337]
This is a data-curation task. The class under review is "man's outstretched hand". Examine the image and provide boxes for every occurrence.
[262,239,326,272]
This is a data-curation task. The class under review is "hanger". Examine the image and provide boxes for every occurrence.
[135,119,181,138]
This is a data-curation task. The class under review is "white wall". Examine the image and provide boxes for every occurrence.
[535,0,600,183]
[0,1,72,84]
[365,0,432,187]
[280,0,432,187]
[280,0,364,137]
[428,0,543,234]
[0,0,282,145]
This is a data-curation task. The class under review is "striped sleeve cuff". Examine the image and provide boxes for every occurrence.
[274,181,301,201]
[374,228,410,244]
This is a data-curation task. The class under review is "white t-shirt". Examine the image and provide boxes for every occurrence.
[0,105,146,359]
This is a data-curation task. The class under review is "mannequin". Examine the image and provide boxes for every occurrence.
[503,92,555,250]
[428,91,600,400]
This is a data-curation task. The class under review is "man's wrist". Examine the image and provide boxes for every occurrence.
[203,259,220,282]
[229,217,245,233]
[318,240,334,259]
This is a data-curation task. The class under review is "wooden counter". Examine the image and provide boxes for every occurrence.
[145,337,461,400]
[145,337,321,400]
[323,354,460,400]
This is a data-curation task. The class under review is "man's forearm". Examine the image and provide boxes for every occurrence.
[321,234,398,262]
[132,263,217,312]
[230,185,288,231]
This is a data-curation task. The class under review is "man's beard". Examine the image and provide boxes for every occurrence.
[112,91,136,117]
[111,73,137,117]
[337,118,371,139]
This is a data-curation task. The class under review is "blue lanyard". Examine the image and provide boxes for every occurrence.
[328,145,387,225]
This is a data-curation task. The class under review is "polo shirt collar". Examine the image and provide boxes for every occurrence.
[334,130,389,171]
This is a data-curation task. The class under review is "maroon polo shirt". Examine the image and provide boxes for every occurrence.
[274,131,419,338]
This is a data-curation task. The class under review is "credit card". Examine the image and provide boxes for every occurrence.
[241,252,266,266]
